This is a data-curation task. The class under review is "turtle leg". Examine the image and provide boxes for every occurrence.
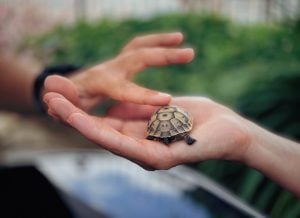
[184,135,196,145]
[163,138,170,145]
[146,136,155,140]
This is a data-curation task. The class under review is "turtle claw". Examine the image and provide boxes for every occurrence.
[185,135,196,145]
[146,136,155,140]
[163,138,170,145]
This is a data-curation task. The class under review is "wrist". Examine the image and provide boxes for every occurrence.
[241,119,284,170]
[220,115,254,163]
[241,120,300,196]
[239,119,263,167]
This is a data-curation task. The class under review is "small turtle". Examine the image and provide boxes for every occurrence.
[146,105,196,145]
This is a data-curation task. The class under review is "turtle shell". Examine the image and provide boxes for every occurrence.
[147,105,193,138]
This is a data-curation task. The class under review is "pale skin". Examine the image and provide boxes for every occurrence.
[0,32,194,112]
[1,32,299,197]
[44,32,194,112]
[44,95,300,197]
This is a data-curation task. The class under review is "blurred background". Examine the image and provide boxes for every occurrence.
[0,0,300,217]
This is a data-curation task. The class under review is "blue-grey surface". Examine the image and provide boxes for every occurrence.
[8,151,264,218]
[35,153,215,217]
[72,172,210,218]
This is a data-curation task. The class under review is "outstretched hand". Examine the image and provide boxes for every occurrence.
[44,94,251,170]
[44,32,194,111]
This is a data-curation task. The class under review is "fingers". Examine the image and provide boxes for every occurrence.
[45,95,162,163]
[117,47,195,75]
[44,93,187,170]
[122,32,184,52]
[107,102,157,120]
[43,92,65,120]
[44,93,121,146]
[44,92,86,122]
[44,75,79,106]
[107,81,171,106]
[65,46,194,108]
[44,93,137,148]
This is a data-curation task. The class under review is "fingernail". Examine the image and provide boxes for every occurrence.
[171,32,184,39]
[47,108,55,117]
[178,48,195,62]
[158,92,171,98]
[181,48,194,53]
[43,94,50,104]
[146,92,171,105]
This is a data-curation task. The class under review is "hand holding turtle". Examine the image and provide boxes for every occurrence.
[108,97,300,197]
[44,94,300,197]
[107,97,251,164]
[44,32,194,113]
[44,95,250,169]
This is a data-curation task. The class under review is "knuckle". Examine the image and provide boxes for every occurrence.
[117,89,127,102]
[122,50,147,71]
[114,52,129,64]
[132,36,143,45]
[119,49,140,61]
[124,36,142,50]
[135,48,148,57]
[115,82,130,101]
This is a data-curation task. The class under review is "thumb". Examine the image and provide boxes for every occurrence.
[108,81,171,106]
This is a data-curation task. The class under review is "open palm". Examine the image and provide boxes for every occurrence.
[45,94,250,170]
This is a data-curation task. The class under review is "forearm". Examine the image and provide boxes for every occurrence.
[244,120,300,197]
[0,55,39,113]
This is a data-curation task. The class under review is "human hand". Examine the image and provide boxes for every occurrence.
[105,97,300,198]
[44,32,194,111]
[44,94,251,170]
[107,97,251,167]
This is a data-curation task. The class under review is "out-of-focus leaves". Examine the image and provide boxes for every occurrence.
[239,170,264,201]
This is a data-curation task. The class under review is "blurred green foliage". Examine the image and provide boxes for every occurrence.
[27,14,300,217]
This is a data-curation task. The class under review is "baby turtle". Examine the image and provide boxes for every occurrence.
[146,105,196,145]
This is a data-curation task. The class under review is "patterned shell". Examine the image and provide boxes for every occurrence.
[147,105,193,138]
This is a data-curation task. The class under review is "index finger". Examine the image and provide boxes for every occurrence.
[122,32,184,52]
[116,47,195,76]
